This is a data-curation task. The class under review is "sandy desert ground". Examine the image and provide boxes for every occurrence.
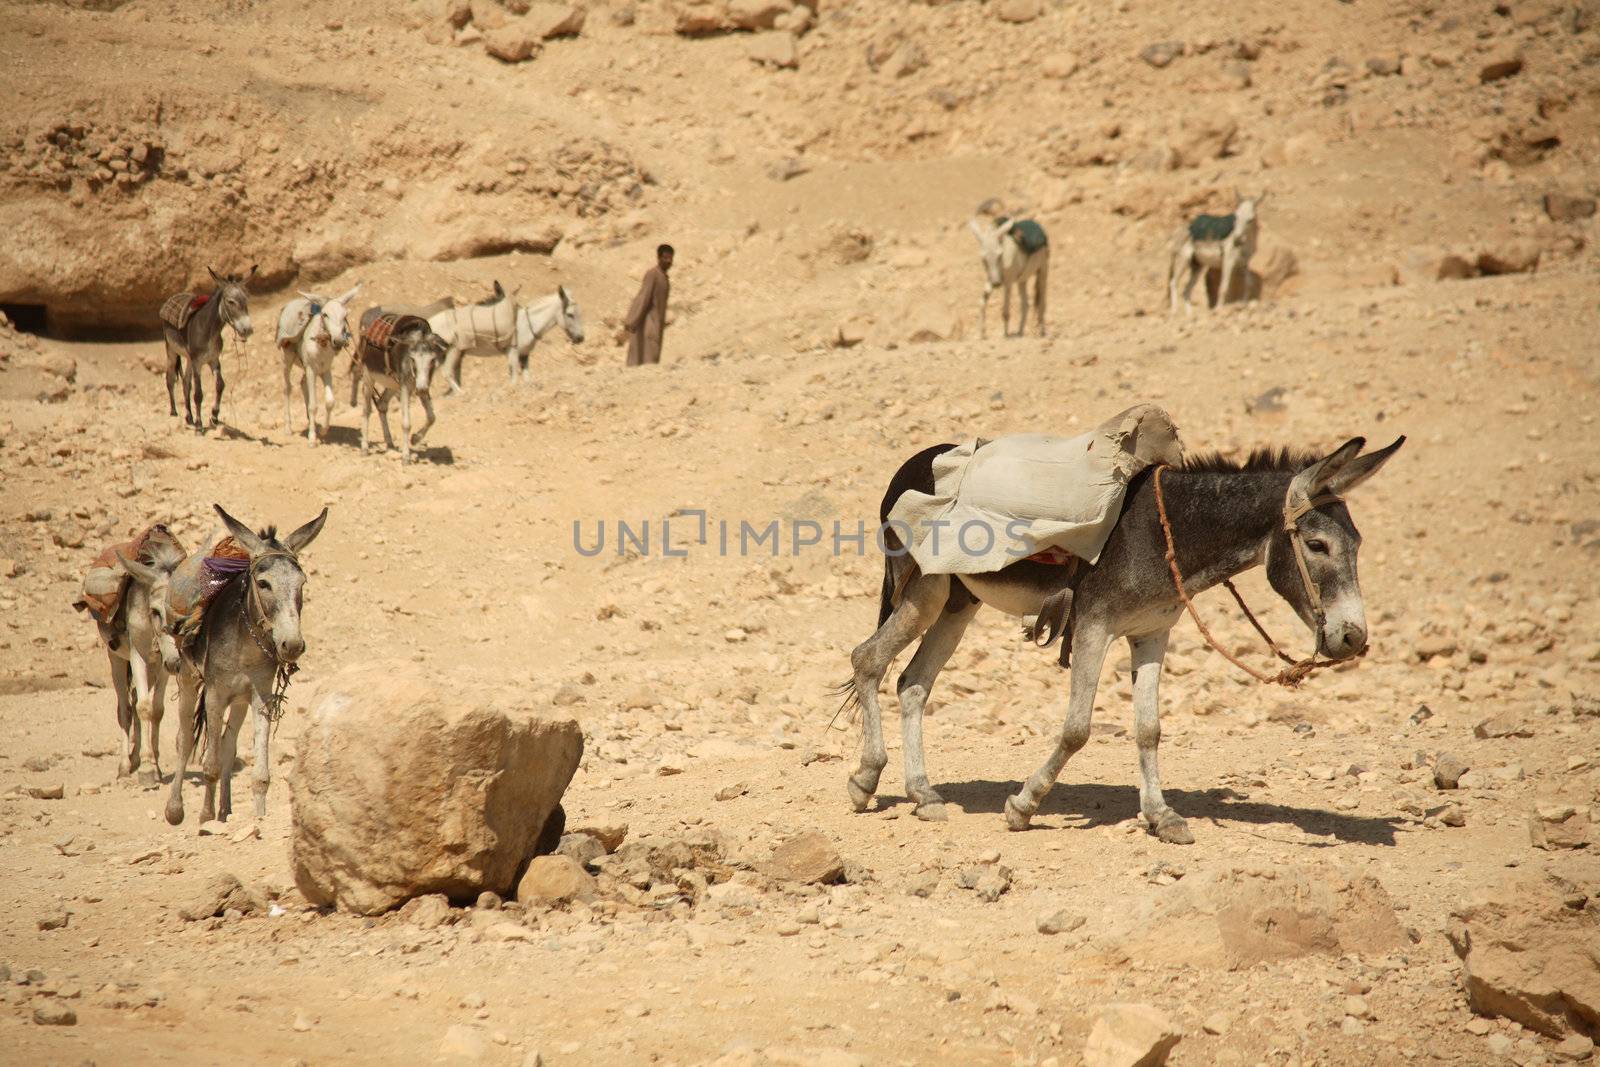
[2,0,1599,1065]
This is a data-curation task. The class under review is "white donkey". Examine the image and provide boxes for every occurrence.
[277,283,362,444]
[969,217,1050,339]
[431,285,585,393]
[100,547,185,787]
[1168,194,1265,315]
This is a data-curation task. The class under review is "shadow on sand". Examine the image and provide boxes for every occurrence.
[869,780,1402,846]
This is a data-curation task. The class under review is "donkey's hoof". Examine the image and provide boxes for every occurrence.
[1004,795,1034,832]
[117,759,134,779]
[137,768,161,790]
[914,800,949,822]
[846,776,876,813]
[1153,812,1195,845]
[163,801,184,827]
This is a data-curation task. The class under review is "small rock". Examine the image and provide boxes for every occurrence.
[474,891,502,910]
[198,820,230,836]
[747,32,797,70]
[551,684,584,706]
[1466,1018,1493,1036]
[1036,909,1086,935]
[1140,41,1184,69]
[1530,803,1591,850]
[573,823,627,852]
[1554,1034,1595,1062]
[767,832,845,885]
[1544,193,1598,224]
[32,1002,77,1026]
[517,854,598,905]
[555,833,606,869]
[1435,754,1469,789]
[36,912,68,931]
[178,872,259,922]
[1202,1012,1231,1036]
[1344,995,1372,1019]
[1083,1003,1182,1067]
[292,1010,315,1032]
[24,784,65,800]
[400,894,455,929]
[974,866,1012,903]
[715,782,748,801]
[994,0,1041,21]
[483,25,539,63]
[768,157,809,182]
[1439,804,1467,828]
[1479,49,1524,82]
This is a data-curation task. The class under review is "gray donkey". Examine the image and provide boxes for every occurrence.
[352,307,447,465]
[162,266,256,428]
[164,504,327,827]
[843,435,1403,843]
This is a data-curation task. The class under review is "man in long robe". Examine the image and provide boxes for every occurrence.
[623,244,672,367]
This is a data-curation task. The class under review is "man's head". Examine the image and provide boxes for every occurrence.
[657,244,675,272]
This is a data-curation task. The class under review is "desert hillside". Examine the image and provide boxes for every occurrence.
[1,1,1598,1066]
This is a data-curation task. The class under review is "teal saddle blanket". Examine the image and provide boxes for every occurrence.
[1189,213,1236,242]
[1007,218,1048,254]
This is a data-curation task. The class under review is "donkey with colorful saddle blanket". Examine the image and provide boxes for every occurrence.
[161,266,256,429]
[74,524,187,784]
[352,307,448,464]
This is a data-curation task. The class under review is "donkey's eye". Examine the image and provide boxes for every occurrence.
[257,579,271,590]
[1306,539,1330,555]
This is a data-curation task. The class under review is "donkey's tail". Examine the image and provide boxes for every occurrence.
[191,684,207,746]
[876,552,897,629]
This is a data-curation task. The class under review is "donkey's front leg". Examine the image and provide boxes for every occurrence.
[411,390,436,448]
[127,647,155,779]
[1216,247,1237,311]
[210,362,225,427]
[979,287,991,340]
[898,598,979,821]
[1034,259,1049,337]
[374,388,396,453]
[1130,630,1191,844]
[214,700,248,822]
[197,691,226,826]
[1006,623,1113,831]
[506,344,519,384]
[399,383,413,465]
[250,693,273,819]
[302,356,318,444]
[1002,281,1014,338]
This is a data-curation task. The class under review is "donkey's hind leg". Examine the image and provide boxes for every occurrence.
[110,649,136,778]
[846,568,948,813]
[214,699,247,822]
[1006,620,1113,831]
[1129,630,1191,843]
[164,672,200,825]
[897,587,980,821]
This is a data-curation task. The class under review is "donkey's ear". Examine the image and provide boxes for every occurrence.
[1288,437,1365,505]
[967,218,987,241]
[1324,436,1404,497]
[558,285,571,307]
[208,266,223,284]
[213,504,269,556]
[114,550,163,588]
[336,282,362,305]
[246,264,258,282]
[297,290,319,302]
[284,507,329,556]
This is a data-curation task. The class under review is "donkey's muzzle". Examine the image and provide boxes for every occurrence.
[1321,621,1368,660]
[278,637,305,662]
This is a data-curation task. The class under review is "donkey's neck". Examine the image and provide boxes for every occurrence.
[520,296,559,342]
[209,576,276,672]
[1159,469,1289,593]
[198,285,226,344]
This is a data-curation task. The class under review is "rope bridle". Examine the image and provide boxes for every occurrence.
[1152,465,1357,688]
[241,549,301,726]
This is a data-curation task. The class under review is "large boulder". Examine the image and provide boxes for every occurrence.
[1446,872,1600,1038]
[289,661,583,915]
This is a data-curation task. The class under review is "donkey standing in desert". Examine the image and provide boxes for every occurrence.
[277,283,362,444]
[165,505,327,827]
[969,217,1050,339]
[430,284,585,393]
[162,266,256,429]
[353,307,448,464]
[843,435,1403,843]
[1168,194,1265,314]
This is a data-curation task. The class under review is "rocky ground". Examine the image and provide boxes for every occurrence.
[2,1,1599,1065]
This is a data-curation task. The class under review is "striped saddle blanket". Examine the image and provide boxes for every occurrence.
[160,292,210,331]
[357,312,429,380]
[168,535,251,647]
